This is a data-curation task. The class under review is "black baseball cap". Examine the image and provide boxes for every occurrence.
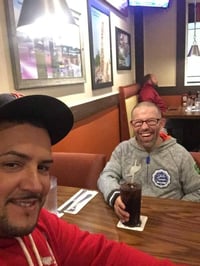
[0,93,74,145]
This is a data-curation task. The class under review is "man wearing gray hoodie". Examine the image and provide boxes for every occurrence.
[97,101,200,223]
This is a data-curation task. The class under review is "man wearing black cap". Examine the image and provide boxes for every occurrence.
[0,93,184,265]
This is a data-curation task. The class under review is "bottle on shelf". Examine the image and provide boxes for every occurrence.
[181,93,188,107]
[186,91,193,107]
[196,90,200,99]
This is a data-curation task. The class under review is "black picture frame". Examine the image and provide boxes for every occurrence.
[116,27,131,70]
[5,0,85,90]
[87,0,113,90]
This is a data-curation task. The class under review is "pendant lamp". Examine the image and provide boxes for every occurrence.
[17,0,76,30]
[188,0,200,57]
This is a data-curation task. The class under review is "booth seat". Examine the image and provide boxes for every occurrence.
[119,83,140,141]
[190,152,200,168]
[49,151,199,191]
[50,152,106,190]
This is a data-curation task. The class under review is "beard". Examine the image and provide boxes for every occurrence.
[136,129,160,152]
[0,213,36,237]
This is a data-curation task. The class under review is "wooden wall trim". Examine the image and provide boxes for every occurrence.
[69,84,188,124]
[134,7,144,83]
[157,86,181,96]
[176,0,186,90]
[70,94,119,122]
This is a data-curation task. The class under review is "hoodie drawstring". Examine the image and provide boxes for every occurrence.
[16,234,57,266]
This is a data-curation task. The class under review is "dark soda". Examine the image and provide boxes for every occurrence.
[120,182,141,227]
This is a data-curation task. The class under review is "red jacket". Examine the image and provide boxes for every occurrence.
[139,84,167,112]
[0,208,186,265]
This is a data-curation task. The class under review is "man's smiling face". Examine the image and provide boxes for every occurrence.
[0,122,53,237]
[131,104,165,151]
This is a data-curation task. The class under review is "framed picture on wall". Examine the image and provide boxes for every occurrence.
[5,0,85,90]
[103,0,128,16]
[116,27,131,70]
[87,0,113,90]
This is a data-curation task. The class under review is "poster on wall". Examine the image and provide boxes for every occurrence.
[5,0,85,90]
[116,27,131,70]
[87,0,113,90]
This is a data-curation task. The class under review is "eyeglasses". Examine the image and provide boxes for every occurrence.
[130,118,161,128]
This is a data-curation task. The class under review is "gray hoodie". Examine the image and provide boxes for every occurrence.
[97,136,200,206]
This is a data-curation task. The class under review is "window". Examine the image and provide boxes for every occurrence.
[185,0,200,86]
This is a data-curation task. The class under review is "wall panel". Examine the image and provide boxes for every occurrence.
[52,106,120,161]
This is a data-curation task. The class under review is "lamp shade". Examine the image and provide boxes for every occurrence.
[187,0,200,57]
[17,0,75,28]
[187,44,200,57]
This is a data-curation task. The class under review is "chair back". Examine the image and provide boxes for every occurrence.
[119,83,140,141]
[50,152,106,190]
[190,152,200,168]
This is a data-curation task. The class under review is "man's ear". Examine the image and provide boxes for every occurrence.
[161,118,166,128]
[148,79,152,85]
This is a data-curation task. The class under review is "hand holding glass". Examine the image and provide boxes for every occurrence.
[120,181,142,227]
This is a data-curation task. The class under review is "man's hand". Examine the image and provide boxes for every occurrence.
[114,195,130,222]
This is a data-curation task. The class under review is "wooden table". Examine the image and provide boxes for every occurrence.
[57,186,200,265]
[163,106,200,119]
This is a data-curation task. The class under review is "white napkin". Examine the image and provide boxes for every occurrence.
[58,189,98,215]
[117,215,148,231]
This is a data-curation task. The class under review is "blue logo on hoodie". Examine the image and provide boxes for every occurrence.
[152,169,170,188]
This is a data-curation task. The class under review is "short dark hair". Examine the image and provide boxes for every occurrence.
[140,74,152,87]
[131,101,162,118]
[0,118,46,130]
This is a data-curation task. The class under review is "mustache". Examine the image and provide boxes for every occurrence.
[139,129,152,133]
[7,192,43,203]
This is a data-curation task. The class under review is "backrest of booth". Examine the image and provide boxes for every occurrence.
[190,152,200,168]
[119,83,140,141]
[50,152,106,189]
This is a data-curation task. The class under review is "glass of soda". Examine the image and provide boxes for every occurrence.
[120,181,142,227]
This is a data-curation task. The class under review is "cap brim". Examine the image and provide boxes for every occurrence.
[0,95,74,145]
